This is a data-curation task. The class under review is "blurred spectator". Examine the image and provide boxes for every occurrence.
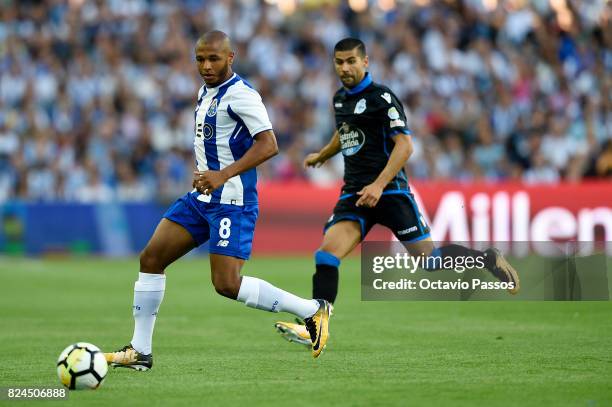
[523,152,560,184]
[116,161,151,202]
[75,162,113,203]
[595,140,612,177]
[0,0,609,204]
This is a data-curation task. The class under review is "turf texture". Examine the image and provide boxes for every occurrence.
[1,256,611,406]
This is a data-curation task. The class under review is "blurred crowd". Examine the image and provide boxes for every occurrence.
[0,0,610,203]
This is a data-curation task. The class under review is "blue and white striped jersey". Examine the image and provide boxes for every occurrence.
[193,73,272,206]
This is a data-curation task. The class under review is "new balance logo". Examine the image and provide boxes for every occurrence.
[397,226,418,235]
[217,240,229,247]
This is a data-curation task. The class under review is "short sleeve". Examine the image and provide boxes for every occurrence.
[382,91,411,137]
[228,86,273,137]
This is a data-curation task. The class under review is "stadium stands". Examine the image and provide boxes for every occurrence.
[0,0,609,203]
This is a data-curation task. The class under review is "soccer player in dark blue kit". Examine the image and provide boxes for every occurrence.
[275,38,520,345]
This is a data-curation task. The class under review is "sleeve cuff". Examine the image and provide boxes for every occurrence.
[250,126,273,137]
[389,129,411,137]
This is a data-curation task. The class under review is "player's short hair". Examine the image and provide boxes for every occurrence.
[334,38,366,57]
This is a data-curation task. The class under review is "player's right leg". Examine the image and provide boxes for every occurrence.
[314,220,363,302]
[106,194,206,370]
[275,220,362,346]
[310,194,373,306]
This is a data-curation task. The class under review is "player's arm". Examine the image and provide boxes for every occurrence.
[357,90,413,208]
[356,134,413,207]
[304,130,341,168]
[193,130,278,194]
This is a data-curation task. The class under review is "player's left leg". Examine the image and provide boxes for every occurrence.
[206,203,331,358]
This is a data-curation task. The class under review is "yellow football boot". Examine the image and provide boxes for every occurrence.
[303,299,332,358]
[104,344,152,371]
[274,320,311,346]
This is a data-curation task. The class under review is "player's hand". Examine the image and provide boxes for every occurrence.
[304,153,323,169]
[356,183,384,208]
[193,170,229,195]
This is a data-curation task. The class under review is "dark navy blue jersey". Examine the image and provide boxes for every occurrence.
[333,72,412,196]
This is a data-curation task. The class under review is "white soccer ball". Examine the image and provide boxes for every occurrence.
[56,342,108,390]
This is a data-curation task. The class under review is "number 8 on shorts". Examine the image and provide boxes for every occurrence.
[219,217,231,239]
[207,204,258,260]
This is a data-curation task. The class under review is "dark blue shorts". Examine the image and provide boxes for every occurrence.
[163,192,258,260]
[324,191,430,242]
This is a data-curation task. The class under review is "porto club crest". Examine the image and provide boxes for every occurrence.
[207,99,218,117]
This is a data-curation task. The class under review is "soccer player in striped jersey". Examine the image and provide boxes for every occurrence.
[105,31,331,369]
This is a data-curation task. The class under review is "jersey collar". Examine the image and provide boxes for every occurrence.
[205,73,237,90]
[344,72,372,95]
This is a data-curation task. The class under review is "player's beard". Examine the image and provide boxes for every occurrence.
[203,63,232,87]
[340,70,366,89]
[341,76,357,88]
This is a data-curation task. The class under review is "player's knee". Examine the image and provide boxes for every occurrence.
[213,282,239,299]
[211,275,240,299]
[139,248,164,274]
[318,243,345,260]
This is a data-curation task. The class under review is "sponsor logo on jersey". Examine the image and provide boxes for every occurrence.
[387,106,400,120]
[217,239,229,247]
[203,123,214,140]
[338,122,366,156]
[354,98,367,114]
[397,226,418,235]
[381,92,392,103]
[207,99,218,117]
[390,119,405,128]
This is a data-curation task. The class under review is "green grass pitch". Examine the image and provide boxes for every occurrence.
[1,256,611,407]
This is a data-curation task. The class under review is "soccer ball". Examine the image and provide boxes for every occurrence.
[56,342,108,390]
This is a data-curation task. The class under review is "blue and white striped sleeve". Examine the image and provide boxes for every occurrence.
[229,87,273,137]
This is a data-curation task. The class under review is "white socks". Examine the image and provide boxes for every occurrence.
[131,272,166,355]
[237,276,319,319]
[130,274,317,355]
